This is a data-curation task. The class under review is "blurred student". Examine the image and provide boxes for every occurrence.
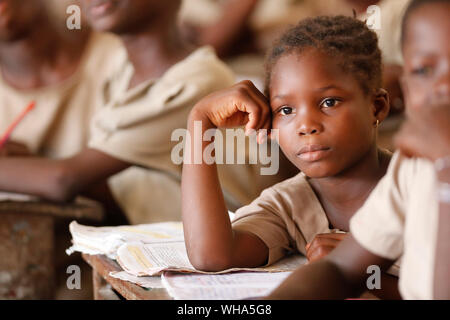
[0,0,289,226]
[0,0,120,159]
[268,0,450,300]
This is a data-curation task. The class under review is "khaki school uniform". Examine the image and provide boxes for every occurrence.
[350,152,439,300]
[231,169,400,278]
[89,47,237,224]
[232,172,342,265]
[0,32,122,158]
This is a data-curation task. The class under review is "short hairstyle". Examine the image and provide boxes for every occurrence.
[264,15,382,97]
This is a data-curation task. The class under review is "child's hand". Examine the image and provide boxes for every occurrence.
[0,141,32,157]
[191,80,271,141]
[394,100,450,161]
[305,233,347,263]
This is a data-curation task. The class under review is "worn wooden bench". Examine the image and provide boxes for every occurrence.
[82,254,171,300]
[0,198,103,299]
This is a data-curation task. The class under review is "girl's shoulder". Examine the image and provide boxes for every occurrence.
[258,172,313,203]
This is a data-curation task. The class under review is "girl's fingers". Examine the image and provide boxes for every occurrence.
[307,245,335,262]
[243,82,271,130]
[257,117,271,144]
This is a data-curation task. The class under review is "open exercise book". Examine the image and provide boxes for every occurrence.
[67,219,308,299]
[67,219,307,276]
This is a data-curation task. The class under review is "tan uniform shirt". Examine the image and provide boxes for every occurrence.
[232,172,342,265]
[88,46,236,224]
[350,152,439,300]
[0,32,122,158]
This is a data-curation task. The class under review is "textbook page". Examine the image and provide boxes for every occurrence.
[162,271,293,300]
[116,241,307,276]
[109,271,165,288]
[66,221,184,259]
[67,212,234,259]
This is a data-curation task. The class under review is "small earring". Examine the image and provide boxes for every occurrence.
[375,120,380,128]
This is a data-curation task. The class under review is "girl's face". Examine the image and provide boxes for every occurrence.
[269,48,382,178]
[402,3,450,112]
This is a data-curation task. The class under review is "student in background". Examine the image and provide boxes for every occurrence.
[0,0,289,226]
[0,0,120,159]
[0,0,123,300]
[181,16,401,299]
[267,0,450,300]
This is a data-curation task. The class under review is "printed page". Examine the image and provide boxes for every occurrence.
[109,271,165,288]
[161,271,293,300]
[116,241,307,276]
[116,241,194,276]
[66,221,184,258]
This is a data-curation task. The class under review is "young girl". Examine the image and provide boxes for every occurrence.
[181,15,399,297]
[268,0,450,300]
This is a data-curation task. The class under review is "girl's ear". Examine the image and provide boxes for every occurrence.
[372,88,390,125]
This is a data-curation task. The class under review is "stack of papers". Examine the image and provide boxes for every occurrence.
[66,221,184,259]
[68,220,308,299]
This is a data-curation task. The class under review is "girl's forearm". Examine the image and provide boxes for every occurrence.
[182,111,236,271]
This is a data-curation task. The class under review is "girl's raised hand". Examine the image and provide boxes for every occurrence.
[191,80,272,139]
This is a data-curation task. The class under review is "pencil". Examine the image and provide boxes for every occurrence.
[0,101,36,149]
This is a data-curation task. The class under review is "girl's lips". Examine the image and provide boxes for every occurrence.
[297,145,331,162]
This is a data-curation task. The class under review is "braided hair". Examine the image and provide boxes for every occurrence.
[264,15,382,97]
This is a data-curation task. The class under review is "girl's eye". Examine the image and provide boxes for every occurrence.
[320,98,340,108]
[279,106,293,115]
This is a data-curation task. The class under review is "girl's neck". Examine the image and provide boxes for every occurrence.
[308,145,391,230]
[120,18,192,90]
[0,16,87,90]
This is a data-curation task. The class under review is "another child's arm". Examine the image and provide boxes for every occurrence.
[267,234,395,299]
[0,148,130,202]
[394,101,450,299]
[0,141,32,157]
[306,232,401,299]
[182,81,271,271]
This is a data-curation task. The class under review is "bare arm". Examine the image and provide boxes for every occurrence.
[394,101,450,299]
[0,148,130,202]
[434,169,450,299]
[182,81,271,271]
[268,234,395,299]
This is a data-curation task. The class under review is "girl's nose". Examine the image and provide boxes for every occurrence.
[296,109,323,136]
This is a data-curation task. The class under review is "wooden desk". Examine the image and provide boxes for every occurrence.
[0,198,103,299]
[82,254,171,300]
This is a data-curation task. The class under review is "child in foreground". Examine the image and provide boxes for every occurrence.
[267,0,450,300]
[181,15,400,299]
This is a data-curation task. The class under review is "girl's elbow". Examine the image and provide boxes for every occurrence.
[189,251,234,272]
